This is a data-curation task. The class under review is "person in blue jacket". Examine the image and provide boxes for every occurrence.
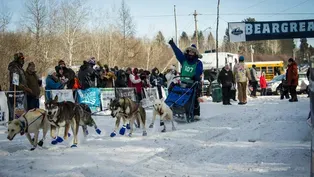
[168,39,203,120]
[45,68,65,100]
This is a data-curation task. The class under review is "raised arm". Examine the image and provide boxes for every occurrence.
[168,39,185,64]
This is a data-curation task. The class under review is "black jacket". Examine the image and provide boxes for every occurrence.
[115,70,128,87]
[150,68,164,87]
[78,62,97,90]
[218,67,234,87]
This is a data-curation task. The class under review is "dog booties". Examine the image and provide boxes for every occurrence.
[95,128,101,135]
[51,136,63,145]
[110,131,116,137]
[119,125,126,135]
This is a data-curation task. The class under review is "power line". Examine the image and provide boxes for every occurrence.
[130,12,314,18]
[268,0,311,18]
[240,0,269,11]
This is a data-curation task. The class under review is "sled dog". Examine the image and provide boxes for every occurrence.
[45,96,101,147]
[149,98,176,132]
[109,97,147,137]
[7,108,49,151]
[75,103,101,136]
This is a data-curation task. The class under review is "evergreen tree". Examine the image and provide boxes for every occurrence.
[300,38,309,60]
[179,31,190,49]
[207,32,215,50]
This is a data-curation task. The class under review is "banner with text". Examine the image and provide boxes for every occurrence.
[50,90,75,103]
[100,88,115,111]
[228,19,314,42]
[77,88,101,113]
[115,88,137,102]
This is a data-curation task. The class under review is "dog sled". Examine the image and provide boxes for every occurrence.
[165,76,199,123]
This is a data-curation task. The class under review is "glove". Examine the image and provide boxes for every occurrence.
[168,38,174,45]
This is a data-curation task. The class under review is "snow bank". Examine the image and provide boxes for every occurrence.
[0,96,310,177]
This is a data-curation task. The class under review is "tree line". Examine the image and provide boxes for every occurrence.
[0,0,176,90]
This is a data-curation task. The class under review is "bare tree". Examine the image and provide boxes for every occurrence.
[118,0,136,63]
[0,2,11,33]
[58,0,89,66]
[23,0,47,62]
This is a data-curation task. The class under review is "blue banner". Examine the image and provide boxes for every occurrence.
[77,88,101,113]
[229,19,314,42]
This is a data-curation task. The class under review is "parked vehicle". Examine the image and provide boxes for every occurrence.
[245,61,284,81]
[266,72,309,95]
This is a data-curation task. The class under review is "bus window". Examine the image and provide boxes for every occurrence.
[262,67,266,73]
[274,67,281,75]
[268,67,273,73]
[255,67,261,72]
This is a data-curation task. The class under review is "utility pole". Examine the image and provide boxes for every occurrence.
[174,5,181,69]
[250,45,254,62]
[216,0,220,70]
[193,10,198,48]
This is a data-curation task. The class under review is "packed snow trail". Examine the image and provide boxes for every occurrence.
[0,96,310,177]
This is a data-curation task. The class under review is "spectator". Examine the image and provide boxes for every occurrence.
[286,58,298,102]
[129,68,142,102]
[45,68,65,100]
[126,67,133,87]
[218,64,234,105]
[57,60,76,89]
[97,69,107,88]
[104,71,117,88]
[165,65,179,88]
[150,67,164,99]
[115,69,128,87]
[233,56,251,105]
[25,62,41,110]
[8,52,32,121]
[78,59,98,90]
[249,64,258,98]
[259,72,267,96]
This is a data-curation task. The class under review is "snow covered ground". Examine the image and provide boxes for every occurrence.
[0,96,311,177]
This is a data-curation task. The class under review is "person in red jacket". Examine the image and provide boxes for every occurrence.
[286,58,298,102]
[129,68,143,102]
[259,72,267,96]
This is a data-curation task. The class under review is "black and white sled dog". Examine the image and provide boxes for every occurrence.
[109,97,147,137]
[149,98,176,132]
[7,108,49,151]
[45,96,101,147]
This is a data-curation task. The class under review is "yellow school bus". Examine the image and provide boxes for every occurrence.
[245,61,284,81]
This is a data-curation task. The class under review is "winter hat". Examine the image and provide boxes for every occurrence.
[58,60,65,66]
[288,58,294,62]
[28,62,35,68]
[14,52,24,61]
[47,68,56,76]
[133,68,138,74]
[184,44,203,59]
[239,56,245,61]
[88,57,96,65]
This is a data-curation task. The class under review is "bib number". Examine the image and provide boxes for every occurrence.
[184,66,194,73]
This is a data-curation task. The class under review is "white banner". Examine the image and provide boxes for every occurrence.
[100,88,115,111]
[141,88,159,108]
[50,90,74,102]
[228,22,246,42]
[0,92,9,122]
[12,73,19,86]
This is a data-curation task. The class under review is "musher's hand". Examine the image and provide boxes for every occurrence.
[168,38,174,45]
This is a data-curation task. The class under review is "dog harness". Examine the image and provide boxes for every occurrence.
[121,97,140,116]
[20,110,46,135]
